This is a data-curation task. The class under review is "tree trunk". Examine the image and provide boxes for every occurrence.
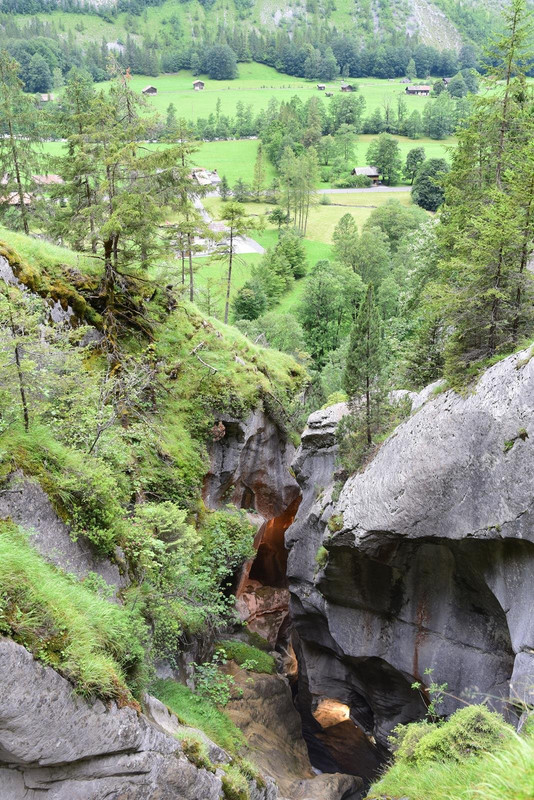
[488,245,504,356]
[7,118,29,235]
[188,233,194,301]
[224,228,233,324]
[8,304,29,431]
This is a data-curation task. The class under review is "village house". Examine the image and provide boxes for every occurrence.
[340,83,355,92]
[351,165,380,185]
[32,174,64,187]
[39,93,55,103]
[0,192,33,207]
[193,80,205,91]
[142,85,158,95]
[405,84,431,96]
[191,167,221,187]
[317,84,326,90]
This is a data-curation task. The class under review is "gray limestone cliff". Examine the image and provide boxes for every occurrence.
[286,347,534,765]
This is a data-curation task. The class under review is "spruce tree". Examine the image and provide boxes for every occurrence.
[0,50,41,234]
[435,0,534,380]
[344,284,383,446]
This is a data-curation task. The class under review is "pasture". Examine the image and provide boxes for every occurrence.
[97,66,442,123]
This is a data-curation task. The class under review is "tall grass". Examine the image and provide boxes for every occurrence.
[0,522,146,703]
[151,678,245,755]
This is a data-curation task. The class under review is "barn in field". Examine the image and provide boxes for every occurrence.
[142,85,158,95]
[193,80,205,91]
[405,85,431,95]
[351,166,380,185]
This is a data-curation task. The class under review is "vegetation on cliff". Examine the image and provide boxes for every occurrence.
[368,705,534,800]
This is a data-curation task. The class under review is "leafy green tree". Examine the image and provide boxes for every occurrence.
[332,212,358,271]
[298,260,363,367]
[431,0,534,379]
[412,158,450,211]
[26,53,52,93]
[406,57,417,80]
[343,284,383,446]
[364,200,427,251]
[0,50,41,234]
[233,281,267,320]
[422,92,456,139]
[280,146,318,235]
[403,110,423,139]
[219,174,230,200]
[233,178,250,203]
[203,44,237,80]
[251,142,265,201]
[268,207,290,231]
[447,72,467,98]
[404,147,426,184]
[366,134,402,185]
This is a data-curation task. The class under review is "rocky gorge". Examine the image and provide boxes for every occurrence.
[1,338,534,799]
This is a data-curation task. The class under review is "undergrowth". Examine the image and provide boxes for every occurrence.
[367,705,532,800]
[151,678,245,755]
[0,521,146,703]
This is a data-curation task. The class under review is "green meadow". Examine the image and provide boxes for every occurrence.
[40,134,453,187]
[98,66,442,121]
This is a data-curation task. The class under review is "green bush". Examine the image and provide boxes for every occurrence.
[175,732,215,772]
[315,545,328,569]
[409,705,513,763]
[0,521,146,702]
[216,640,276,674]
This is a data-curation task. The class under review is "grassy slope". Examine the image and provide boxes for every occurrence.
[368,732,534,800]
[12,0,466,52]
[92,68,446,122]
[0,520,145,704]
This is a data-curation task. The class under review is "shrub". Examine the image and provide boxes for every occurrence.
[392,705,514,766]
[175,732,215,772]
[222,763,250,800]
[315,545,328,569]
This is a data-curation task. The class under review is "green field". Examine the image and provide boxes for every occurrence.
[41,134,453,189]
[97,66,444,123]
[204,191,414,243]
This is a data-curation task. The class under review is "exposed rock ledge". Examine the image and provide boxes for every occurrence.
[287,347,534,760]
[0,637,277,800]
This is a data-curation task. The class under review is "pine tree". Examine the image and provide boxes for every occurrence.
[219,202,251,324]
[344,284,383,446]
[0,50,41,235]
[251,143,265,201]
[435,0,534,380]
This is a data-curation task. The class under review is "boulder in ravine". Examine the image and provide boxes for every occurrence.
[287,348,534,758]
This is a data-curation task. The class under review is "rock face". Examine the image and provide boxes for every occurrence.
[224,663,363,800]
[0,638,277,800]
[287,350,534,766]
[0,472,126,592]
[205,410,301,646]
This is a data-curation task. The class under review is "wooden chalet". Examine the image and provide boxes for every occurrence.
[351,166,380,185]
[405,85,431,96]
[193,80,205,91]
[142,85,158,95]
